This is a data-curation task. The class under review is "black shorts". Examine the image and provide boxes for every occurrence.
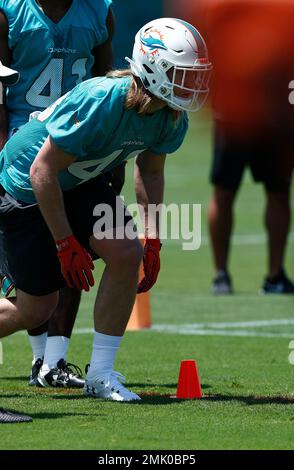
[210,125,294,192]
[0,175,132,296]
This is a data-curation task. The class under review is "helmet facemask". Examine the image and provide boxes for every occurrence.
[155,60,212,112]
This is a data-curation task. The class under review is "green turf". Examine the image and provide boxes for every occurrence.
[0,111,293,449]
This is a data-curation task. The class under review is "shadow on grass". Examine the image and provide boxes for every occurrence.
[29,411,107,419]
[0,391,82,399]
[122,392,294,406]
[1,376,29,382]
[127,383,211,389]
[0,409,102,420]
[0,393,37,399]
[3,390,292,406]
[1,379,211,392]
[204,393,294,405]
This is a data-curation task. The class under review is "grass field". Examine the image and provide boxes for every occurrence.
[0,112,293,450]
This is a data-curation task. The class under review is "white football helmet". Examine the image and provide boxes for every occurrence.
[126,18,212,112]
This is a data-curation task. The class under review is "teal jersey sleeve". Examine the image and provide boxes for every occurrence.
[150,112,189,155]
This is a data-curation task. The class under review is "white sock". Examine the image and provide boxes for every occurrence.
[87,332,122,380]
[28,333,47,363]
[42,336,70,370]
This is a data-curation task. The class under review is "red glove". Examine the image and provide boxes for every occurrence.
[137,238,161,294]
[56,235,95,291]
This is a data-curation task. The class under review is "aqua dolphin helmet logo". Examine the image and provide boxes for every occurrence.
[139,28,167,55]
[140,33,167,51]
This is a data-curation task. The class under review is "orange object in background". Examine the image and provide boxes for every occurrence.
[167,0,294,140]
[126,237,151,331]
[212,2,294,139]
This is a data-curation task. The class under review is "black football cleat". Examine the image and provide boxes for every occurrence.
[211,269,233,295]
[28,357,43,386]
[37,359,85,388]
[261,268,294,294]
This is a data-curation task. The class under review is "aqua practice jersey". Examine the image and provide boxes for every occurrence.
[0,76,188,203]
[0,0,112,131]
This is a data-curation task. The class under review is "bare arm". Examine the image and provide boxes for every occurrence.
[91,7,115,76]
[30,136,77,241]
[0,10,10,150]
[134,150,166,238]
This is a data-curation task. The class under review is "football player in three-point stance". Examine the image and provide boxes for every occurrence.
[0,18,212,401]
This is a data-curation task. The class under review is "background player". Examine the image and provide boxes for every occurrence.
[205,0,294,295]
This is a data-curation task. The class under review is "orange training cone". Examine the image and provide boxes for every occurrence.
[176,360,202,399]
[126,237,151,331]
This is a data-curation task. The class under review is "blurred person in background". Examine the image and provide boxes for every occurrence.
[194,0,294,294]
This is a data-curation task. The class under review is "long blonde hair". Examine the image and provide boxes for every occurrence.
[107,69,180,120]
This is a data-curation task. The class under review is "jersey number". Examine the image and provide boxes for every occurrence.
[26,58,87,108]
[68,150,143,184]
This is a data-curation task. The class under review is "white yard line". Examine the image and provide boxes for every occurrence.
[150,325,294,338]
[160,319,294,329]
[71,318,294,339]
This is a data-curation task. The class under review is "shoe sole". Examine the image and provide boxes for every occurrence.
[83,388,141,402]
